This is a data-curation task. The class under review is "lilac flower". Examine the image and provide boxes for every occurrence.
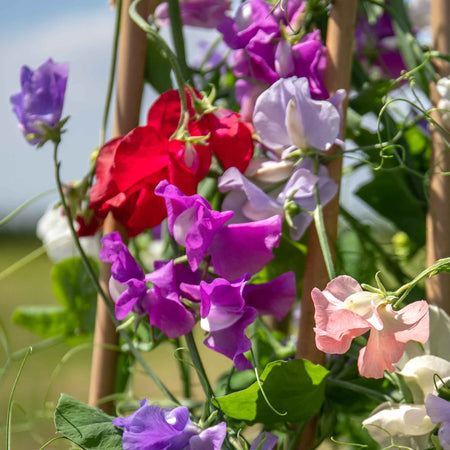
[100,232,196,338]
[426,394,450,449]
[10,59,68,145]
[188,272,296,370]
[154,0,230,28]
[218,159,337,240]
[155,180,282,281]
[112,400,227,450]
[253,77,346,152]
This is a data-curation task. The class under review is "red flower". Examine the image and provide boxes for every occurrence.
[89,126,209,237]
[147,89,254,173]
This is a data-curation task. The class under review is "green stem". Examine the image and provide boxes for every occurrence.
[10,336,64,362]
[394,257,450,308]
[312,158,336,280]
[0,188,56,227]
[129,0,188,133]
[99,0,122,147]
[52,142,179,405]
[327,377,391,403]
[6,347,31,450]
[185,332,213,405]
[174,338,191,399]
[167,0,190,81]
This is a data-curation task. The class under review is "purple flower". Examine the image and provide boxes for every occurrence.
[192,272,296,370]
[154,0,230,28]
[218,0,328,119]
[355,11,407,79]
[100,232,148,320]
[112,400,227,450]
[10,59,69,145]
[425,394,450,449]
[155,180,282,281]
[100,232,197,338]
[250,432,278,450]
[253,77,346,152]
[218,159,337,240]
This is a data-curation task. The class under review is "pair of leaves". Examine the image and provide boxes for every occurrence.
[55,394,122,449]
[12,257,98,341]
[214,359,329,425]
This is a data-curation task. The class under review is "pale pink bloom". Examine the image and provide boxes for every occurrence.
[311,275,429,378]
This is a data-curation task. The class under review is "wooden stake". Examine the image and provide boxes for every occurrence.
[426,0,450,314]
[295,1,357,447]
[88,0,152,413]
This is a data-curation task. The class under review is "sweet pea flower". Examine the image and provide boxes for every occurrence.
[36,204,100,262]
[363,355,450,449]
[218,159,337,240]
[426,394,450,449]
[183,271,296,369]
[100,232,197,337]
[154,0,230,29]
[253,77,345,152]
[155,180,282,281]
[250,432,278,450]
[10,59,68,145]
[112,400,227,450]
[311,275,429,378]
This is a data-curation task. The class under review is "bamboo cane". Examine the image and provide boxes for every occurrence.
[295,1,357,447]
[426,0,450,314]
[88,0,152,413]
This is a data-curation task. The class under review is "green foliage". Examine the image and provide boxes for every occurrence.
[214,359,329,425]
[356,169,426,247]
[54,394,122,449]
[12,257,98,340]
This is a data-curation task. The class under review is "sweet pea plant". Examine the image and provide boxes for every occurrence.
[3,0,450,449]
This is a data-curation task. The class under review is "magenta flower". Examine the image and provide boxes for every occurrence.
[100,232,197,338]
[112,400,227,450]
[311,275,429,378]
[10,59,69,145]
[155,180,282,281]
[425,394,450,449]
[100,232,148,320]
[196,272,296,370]
[154,0,230,28]
[218,159,337,240]
[253,77,345,152]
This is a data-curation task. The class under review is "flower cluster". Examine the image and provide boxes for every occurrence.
[89,89,253,236]
[100,181,296,368]
[218,0,328,119]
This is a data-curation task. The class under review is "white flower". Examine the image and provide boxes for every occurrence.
[437,77,450,128]
[36,204,100,262]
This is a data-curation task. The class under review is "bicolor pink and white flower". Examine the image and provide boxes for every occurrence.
[311,275,429,378]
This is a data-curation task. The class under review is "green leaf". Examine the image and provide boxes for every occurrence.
[54,394,122,449]
[51,257,98,333]
[145,39,173,93]
[11,306,76,338]
[356,169,426,247]
[214,359,329,425]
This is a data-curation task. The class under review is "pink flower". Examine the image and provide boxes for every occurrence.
[311,275,429,379]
